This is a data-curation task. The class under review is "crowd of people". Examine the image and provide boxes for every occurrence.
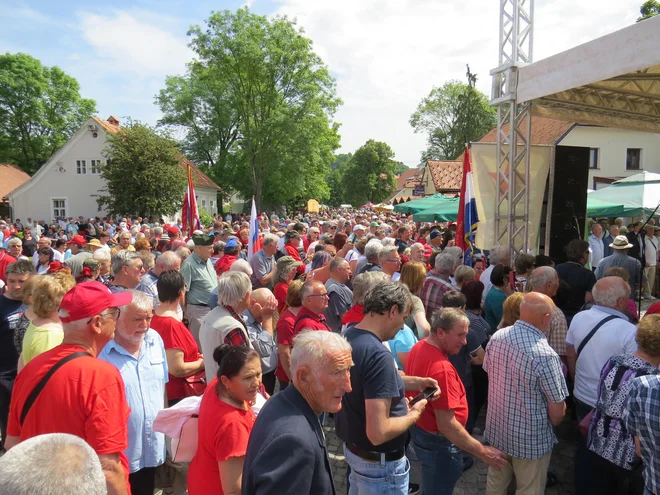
[0,210,659,495]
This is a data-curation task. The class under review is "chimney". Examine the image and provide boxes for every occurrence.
[107,115,120,126]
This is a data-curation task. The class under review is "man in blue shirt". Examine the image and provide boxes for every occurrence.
[99,290,168,495]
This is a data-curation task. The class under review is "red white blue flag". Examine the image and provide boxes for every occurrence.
[247,197,261,260]
[456,146,479,266]
[182,163,201,238]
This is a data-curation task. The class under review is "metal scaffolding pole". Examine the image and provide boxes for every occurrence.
[490,0,534,261]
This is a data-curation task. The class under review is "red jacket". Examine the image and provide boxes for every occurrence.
[284,244,305,275]
[214,254,237,277]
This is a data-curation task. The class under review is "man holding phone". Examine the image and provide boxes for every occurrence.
[335,282,439,495]
[406,308,507,494]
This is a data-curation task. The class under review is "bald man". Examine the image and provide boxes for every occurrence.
[243,288,279,395]
[483,292,568,495]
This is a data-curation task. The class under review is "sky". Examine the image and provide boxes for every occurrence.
[0,0,643,166]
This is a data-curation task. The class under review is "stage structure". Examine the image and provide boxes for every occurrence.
[490,1,660,259]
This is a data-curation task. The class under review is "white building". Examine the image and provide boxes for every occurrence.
[8,116,221,222]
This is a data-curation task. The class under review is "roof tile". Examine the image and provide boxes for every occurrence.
[0,164,30,200]
[477,116,575,146]
[426,160,462,191]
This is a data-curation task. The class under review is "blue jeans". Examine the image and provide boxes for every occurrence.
[410,425,463,495]
[343,444,410,495]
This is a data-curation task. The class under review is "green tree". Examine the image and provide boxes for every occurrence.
[638,0,660,20]
[184,8,341,210]
[342,140,397,205]
[394,161,409,175]
[97,121,187,217]
[155,64,240,194]
[0,53,96,174]
[410,80,495,162]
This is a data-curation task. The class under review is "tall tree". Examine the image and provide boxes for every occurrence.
[410,80,495,162]
[342,140,397,206]
[0,53,96,174]
[97,121,187,217]
[185,8,341,210]
[638,0,660,20]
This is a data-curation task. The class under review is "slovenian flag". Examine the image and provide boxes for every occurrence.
[456,145,479,266]
[247,197,261,260]
[182,163,201,238]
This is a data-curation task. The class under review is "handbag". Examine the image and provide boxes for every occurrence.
[182,369,207,397]
[171,414,199,463]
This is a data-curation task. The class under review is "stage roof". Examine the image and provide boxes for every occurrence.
[517,15,660,133]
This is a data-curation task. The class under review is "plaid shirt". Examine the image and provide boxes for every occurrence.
[623,375,660,495]
[547,307,568,356]
[224,328,250,347]
[420,272,457,320]
[483,320,569,459]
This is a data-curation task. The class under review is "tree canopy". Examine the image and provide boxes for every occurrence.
[638,0,660,21]
[159,8,341,210]
[341,140,397,206]
[97,121,187,217]
[410,80,495,162]
[0,52,96,174]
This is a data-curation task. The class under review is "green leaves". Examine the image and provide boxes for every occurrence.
[638,0,660,21]
[96,121,187,217]
[0,52,96,174]
[410,80,495,163]
[341,140,398,206]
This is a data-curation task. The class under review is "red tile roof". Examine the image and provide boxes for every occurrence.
[425,160,462,192]
[93,116,221,191]
[396,168,422,190]
[1,164,31,200]
[477,116,575,146]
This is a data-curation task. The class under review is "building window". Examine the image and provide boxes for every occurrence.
[90,159,102,174]
[53,199,67,218]
[201,199,206,207]
[589,148,599,169]
[210,200,214,207]
[76,160,87,174]
[627,148,641,170]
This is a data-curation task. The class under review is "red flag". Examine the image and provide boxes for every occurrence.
[182,163,200,238]
[456,146,470,252]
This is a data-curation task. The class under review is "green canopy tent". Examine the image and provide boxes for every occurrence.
[586,197,626,217]
[393,194,455,215]
[587,172,660,218]
[412,197,461,222]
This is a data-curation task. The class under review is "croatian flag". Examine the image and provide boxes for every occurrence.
[247,197,261,260]
[456,145,479,266]
[182,163,201,238]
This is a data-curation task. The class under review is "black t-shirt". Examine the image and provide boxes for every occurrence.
[335,327,408,452]
[22,238,37,257]
[0,295,24,375]
[448,328,486,388]
[395,239,410,255]
[555,262,596,321]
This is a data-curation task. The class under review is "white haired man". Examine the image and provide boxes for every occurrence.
[5,282,133,495]
[243,288,279,395]
[136,251,182,310]
[6,239,27,261]
[242,330,353,494]
[0,433,106,495]
[108,250,146,293]
[379,245,402,280]
[250,233,279,290]
[99,291,168,495]
[420,253,458,320]
[354,240,383,277]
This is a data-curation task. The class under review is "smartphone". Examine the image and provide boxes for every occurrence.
[409,387,439,406]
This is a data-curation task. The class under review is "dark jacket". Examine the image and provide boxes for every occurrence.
[626,230,643,262]
[242,384,336,495]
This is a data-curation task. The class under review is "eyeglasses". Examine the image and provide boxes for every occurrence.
[385,258,402,264]
[87,307,121,324]
[308,293,330,299]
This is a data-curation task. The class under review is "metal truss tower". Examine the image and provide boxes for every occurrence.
[490,0,534,260]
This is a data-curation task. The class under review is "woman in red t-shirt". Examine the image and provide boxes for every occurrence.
[188,344,262,495]
[274,280,303,389]
[151,270,205,406]
[273,256,301,314]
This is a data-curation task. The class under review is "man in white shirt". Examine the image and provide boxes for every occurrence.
[566,276,638,420]
[588,223,604,271]
[481,245,509,304]
[643,225,658,300]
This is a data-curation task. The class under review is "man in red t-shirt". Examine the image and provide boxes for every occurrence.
[293,280,332,334]
[5,282,133,495]
[405,307,507,493]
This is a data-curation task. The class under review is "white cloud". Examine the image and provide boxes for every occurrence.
[76,10,192,79]
[274,0,642,165]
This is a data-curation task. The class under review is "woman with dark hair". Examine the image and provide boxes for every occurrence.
[484,264,513,332]
[333,231,348,251]
[152,270,205,406]
[188,344,261,495]
[35,247,53,275]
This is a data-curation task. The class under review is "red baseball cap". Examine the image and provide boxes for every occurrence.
[67,235,87,245]
[59,282,132,322]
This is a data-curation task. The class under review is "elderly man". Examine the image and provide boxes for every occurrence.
[410,242,426,263]
[250,233,279,289]
[293,280,332,334]
[526,267,568,362]
[30,236,63,269]
[406,307,506,494]
[354,240,383,276]
[481,245,509,302]
[243,331,352,494]
[0,261,33,451]
[420,252,458,320]
[395,225,412,254]
[0,433,107,495]
[65,235,93,278]
[595,235,643,298]
[108,250,145,293]
[244,288,279,395]
[324,258,353,333]
[589,223,605,271]
[379,245,402,280]
[180,233,217,348]
[643,224,658,300]
[214,237,241,276]
[483,292,568,495]
[555,239,596,324]
[602,225,619,258]
[6,239,26,261]
[93,249,112,285]
[136,251,182,310]
[111,231,135,256]
[336,282,439,495]
[99,291,167,495]
[6,282,133,495]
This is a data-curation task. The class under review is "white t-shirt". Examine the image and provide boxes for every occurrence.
[481,264,495,304]
[645,235,658,267]
[345,248,360,264]
[566,305,638,407]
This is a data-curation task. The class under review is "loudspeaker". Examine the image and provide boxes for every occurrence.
[547,146,590,264]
